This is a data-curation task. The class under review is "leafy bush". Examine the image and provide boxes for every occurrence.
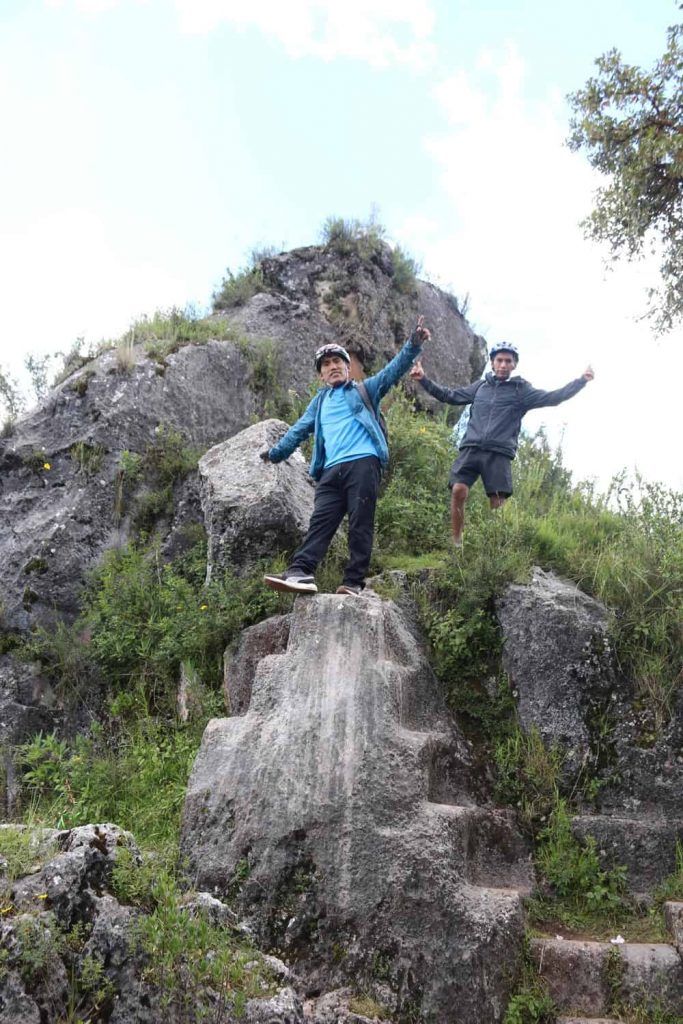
[391,245,420,294]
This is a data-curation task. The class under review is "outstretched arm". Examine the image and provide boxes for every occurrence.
[267,395,318,462]
[522,366,594,411]
[410,360,482,406]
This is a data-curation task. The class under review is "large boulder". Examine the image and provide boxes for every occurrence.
[180,591,534,1023]
[199,420,314,580]
[495,567,615,776]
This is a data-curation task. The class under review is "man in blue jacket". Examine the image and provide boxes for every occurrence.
[260,318,430,595]
[409,343,594,548]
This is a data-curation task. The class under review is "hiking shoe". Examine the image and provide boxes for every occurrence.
[336,584,361,596]
[263,572,318,594]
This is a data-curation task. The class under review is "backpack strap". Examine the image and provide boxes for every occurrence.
[355,380,377,421]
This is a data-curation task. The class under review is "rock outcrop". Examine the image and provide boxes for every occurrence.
[199,419,314,581]
[0,244,483,639]
[0,823,302,1024]
[496,567,683,896]
[181,591,534,1023]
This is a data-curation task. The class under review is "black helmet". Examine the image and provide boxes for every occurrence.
[489,342,519,363]
[315,344,351,371]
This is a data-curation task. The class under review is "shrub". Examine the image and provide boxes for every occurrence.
[321,214,386,259]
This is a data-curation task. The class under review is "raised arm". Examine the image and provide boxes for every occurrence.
[364,316,430,403]
[522,366,593,411]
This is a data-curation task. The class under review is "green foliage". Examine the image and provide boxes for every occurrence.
[494,726,563,828]
[22,449,51,474]
[19,715,212,853]
[391,245,420,294]
[242,336,295,418]
[503,986,555,1024]
[321,214,387,259]
[0,364,24,428]
[568,16,683,332]
[375,393,454,554]
[131,863,275,1017]
[529,800,628,928]
[213,250,267,310]
[70,441,105,476]
[348,994,391,1019]
[503,937,556,1024]
[121,306,238,362]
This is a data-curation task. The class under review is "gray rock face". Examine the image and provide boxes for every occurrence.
[224,245,486,402]
[181,592,533,1023]
[0,340,257,632]
[571,814,683,898]
[496,567,614,775]
[224,613,291,714]
[0,822,302,1024]
[199,420,314,580]
[532,937,683,1017]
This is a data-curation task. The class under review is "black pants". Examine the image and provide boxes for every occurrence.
[289,456,381,588]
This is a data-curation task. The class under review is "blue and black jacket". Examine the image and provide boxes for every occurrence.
[268,334,422,480]
[420,371,587,459]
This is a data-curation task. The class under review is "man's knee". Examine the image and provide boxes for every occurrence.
[489,493,507,509]
[451,483,469,504]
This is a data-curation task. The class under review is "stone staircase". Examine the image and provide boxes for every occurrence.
[531,903,683,1021]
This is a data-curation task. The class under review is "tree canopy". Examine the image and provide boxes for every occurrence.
[567,10,683,332]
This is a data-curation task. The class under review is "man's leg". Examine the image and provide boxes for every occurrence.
[450,483,469,546]
[341,456,381,589]
[481,452,513,514]
[288,468,346,577]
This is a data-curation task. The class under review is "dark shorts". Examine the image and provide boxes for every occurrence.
[449,447,513,496]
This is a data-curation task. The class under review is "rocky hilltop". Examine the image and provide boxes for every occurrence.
[0,236,681,1024]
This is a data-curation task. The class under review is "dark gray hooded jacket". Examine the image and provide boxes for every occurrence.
[420,371,587,459]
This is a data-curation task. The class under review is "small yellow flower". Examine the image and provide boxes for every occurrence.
[36,893,48,900]
[43,462,51,470]
[200,604,208,611]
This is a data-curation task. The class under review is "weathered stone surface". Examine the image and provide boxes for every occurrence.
[244,987,304,1023]
[199,419,314,580]
[496,568,614,776]
[224,614,291,714]
[557,1018,622,1023]
[0,340,257,632]
[571,813,683,897]
[532,938,683,1016]
[531,939,607,1015]
[223,245,486,402]
[11,823,138,929]
[619,942,683,1012]
[0,655,61,814]
[181,592,533,1023]
[664,901,683,953]
[0,970,41,1024]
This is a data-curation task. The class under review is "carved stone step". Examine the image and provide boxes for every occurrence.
[571,814,683,897]
[531,937,683,1017]
[665,901,683,953]
[557,1018,622,1024]
[426,802,535,892]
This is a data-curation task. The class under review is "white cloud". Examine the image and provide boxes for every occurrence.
[173,0,437,67]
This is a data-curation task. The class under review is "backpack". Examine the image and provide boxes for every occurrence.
[355,380,388,444]
[453,378,486,448]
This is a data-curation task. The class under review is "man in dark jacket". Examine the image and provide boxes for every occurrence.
[409,343,594,547]
[260,318,430,595]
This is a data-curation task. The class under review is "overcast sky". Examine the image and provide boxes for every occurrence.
[1,0,680,491]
